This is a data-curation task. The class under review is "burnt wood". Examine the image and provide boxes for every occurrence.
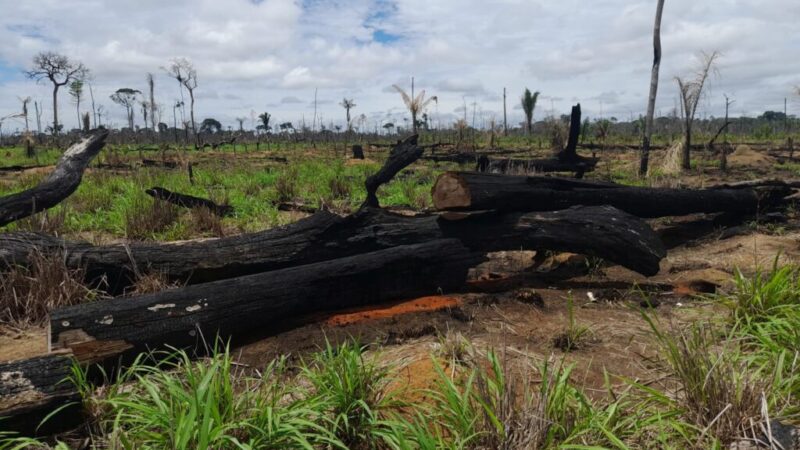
[0,353,82,436]
[145,187,234,217]
[0,131,108,227]
[431,171,791,218]
[0,204,665,298]
[49,239,481,367]
[363,135,423,208]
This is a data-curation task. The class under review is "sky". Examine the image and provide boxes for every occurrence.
[0,0,798,133]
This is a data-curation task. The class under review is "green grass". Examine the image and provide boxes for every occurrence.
[0,152,443,240]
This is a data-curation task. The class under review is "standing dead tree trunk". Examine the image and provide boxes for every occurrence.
[677,51,719,170]
[0,131,108,226]
[640,0,665,176]
[431,172,791,218]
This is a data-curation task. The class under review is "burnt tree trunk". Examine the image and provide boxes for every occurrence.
[1,204,665,296]
[145,187,234,217]
[432,172,791,218]
[49,239,481,367]
[363,135,423,207]
[0,353,83,436]
[0,131,108,226]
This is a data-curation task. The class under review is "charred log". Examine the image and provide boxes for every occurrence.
[145,187,234,217]
[431,172,791,217]
[0,131,108,227]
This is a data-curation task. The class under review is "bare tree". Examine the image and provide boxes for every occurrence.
[340,98,356,131]
[521,88,540,135]
[34,101,43,135]
[639,0,665,176]
[68,79,84,131]
[88,82,98,128]
[503,87,508,136]
[719,94,734,171]
[164,58,197,135]
[18,97,31,133]
[676,51,719,170]
[392,77,437,134]
[147,73,156,132]
[110,88,141,129]
[25,52,87,135]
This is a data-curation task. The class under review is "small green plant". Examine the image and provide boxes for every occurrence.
[553,294,592,352]
[301,340,401,449]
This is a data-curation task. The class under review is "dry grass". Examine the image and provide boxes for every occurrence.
[125,197,180,240]
[274,171,298,202]
[189,206,225,237]
[127,270,182,296]
[14,206,68,235]
[0,250,98,326]
[655,141,684,176]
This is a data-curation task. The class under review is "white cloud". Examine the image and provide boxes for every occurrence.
[0,0,798,131]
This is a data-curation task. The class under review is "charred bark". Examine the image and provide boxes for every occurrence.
[0,131,108,226]
[145,187,234,217]
[49,239,481,367]
[431,172,791,218]
[0,353,82,436]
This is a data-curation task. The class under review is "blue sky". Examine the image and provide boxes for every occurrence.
[0,0,798,132]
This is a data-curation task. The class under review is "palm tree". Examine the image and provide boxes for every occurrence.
[521,88,540,135]
[392,78,437,134]
[340,98,356,131]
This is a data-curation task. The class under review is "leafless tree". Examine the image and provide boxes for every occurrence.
[88,82,98,128]
[68,78,84,130]
[639,0,665,176]
[147,73,157,132]
[340,98,356,131]
[393,77,437,134]
[110,88,141,129]
[502,87,508,136]
[18,96,31,132]
[164,58,198,136]
[676,51,719,170]
[34,101,43,135]
[25,52,87,135]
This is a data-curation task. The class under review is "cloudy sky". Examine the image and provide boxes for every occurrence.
[0,0,798,132]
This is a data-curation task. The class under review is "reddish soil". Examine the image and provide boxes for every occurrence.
[324,296,461,326]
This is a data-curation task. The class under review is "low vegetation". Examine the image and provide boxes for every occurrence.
[2,265,798,449]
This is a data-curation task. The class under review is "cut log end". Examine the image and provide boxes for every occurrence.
[432,172,471,210]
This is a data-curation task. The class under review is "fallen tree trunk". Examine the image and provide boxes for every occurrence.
[49,239,481,367]
[0,353,83,436]
[141,159,178,169]
[0,204,665,296]
[476,155,598,175]
[145,187,234,217]
[0,131,108,227]
[431,172,792,218]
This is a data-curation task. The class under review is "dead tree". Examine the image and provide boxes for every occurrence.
[50,239,481,367]
[431,172,791,218]
[0,131,108,226]
[676,51,719,170]
[145,187,234,217]
[0,353,83,436]
[25,52,88,135]
[640,0,665,176]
